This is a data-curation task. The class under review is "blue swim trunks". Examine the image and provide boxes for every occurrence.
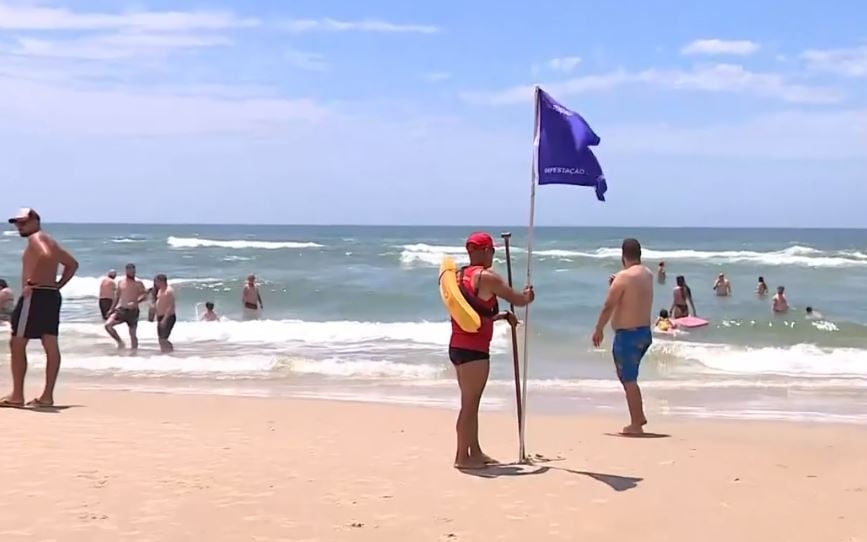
[612,326,652,383]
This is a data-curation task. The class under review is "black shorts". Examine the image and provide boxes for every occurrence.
[448,347,489,365]
[11,288,62,339]
[98,298,113,320]
[157,314,176,340]
[114,307,140,327]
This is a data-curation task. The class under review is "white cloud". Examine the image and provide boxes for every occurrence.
[283,50,329,71]
[280,18,439,34]
[460,64,840,106]
[802,45,867,78]
[681,39,760,56]
[544,56,582,73]
[10,32,231,61]
[421,71,450,82]
[0,3,258,31]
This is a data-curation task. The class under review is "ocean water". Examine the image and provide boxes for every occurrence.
[1,224,867,423]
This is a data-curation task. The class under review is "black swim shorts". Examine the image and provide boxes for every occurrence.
[98,298,113,320]
[448,347,489,365]
[157,313,176,340]
[114,307,140,327]
[11,288,62,339]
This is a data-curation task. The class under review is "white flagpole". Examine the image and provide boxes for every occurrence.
[518,85,541,464]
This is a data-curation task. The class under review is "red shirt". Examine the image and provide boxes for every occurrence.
[449,265,499,352]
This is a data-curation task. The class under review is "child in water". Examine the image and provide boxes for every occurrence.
[201,301,219,321]
[654,309,676,332]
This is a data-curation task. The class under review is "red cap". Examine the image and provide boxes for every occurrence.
[465,232,495,251]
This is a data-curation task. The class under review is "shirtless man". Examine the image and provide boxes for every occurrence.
[153,274,177,353]
[0,279,13,324]
[772,286,789,313]
[712,273,732,297]
[242,274,263,319]
[448,232,534,469]
[98,269,117,320]
[2,208,78,408]
[104,263,148,350]
[671,275,697,318]
[592,238,654,435]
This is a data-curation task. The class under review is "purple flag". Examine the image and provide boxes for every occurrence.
[535,87,607,201]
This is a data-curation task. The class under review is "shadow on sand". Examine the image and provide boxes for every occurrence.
[603,432,671,439]
[457,454,643,491]
[0,404,84,415]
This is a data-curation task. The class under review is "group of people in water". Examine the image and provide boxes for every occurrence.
[0,208,269,409]
[651,262,815,333]
[94,268,265,354]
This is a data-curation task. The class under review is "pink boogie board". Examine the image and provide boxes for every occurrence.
[673,316,709,329]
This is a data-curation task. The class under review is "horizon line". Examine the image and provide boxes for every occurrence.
[23,222,867,230]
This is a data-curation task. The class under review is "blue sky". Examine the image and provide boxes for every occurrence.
[1,0,865,227]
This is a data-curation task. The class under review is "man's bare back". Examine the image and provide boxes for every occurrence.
[21,231,72,289]
[99,276,117,299]
[610,265,654,331]
[592,238,654,436]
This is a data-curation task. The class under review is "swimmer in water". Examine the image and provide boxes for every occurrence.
[670,275,697,319]
[242,274,263,319]
[654,309,675,332]
[712,273,732,297]
[772,286,789,313]
[201,302,219,321]
[756,276,768,296]
[657,262,666,284]
[805,306,823,320]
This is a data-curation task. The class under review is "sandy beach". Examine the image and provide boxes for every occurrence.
[0,390,864,541]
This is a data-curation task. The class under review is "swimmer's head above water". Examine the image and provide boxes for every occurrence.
[465,232,495,269]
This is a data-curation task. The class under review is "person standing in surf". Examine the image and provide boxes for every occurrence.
[756,276,768,296]
[153,274,177,353]
[592,238,654,435]
[449,232,535,469]
[104,263,148,351]
[670,275,696,318]
[98,269,117,320]
[712,273,732,297]
[242,274,264,319]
